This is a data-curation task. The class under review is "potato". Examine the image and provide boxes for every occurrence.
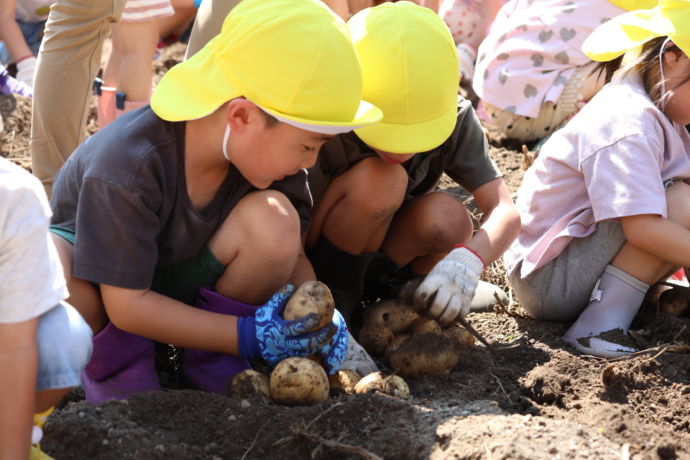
[443,325,476,349]
[358,325,394,356]
[389,333,460,378]
[328,370,361,395]
[269,357,329,406]
[363,300,419,333]
[229,369,270,398]
[354,372,410,399]
[407,317,442,335]
[283,281,335,331]
[384,334,409,361]
[658,286,690,317]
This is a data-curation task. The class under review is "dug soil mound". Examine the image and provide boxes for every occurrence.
[2,42,689,460]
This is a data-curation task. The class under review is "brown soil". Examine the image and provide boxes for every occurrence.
[2,43,689,460]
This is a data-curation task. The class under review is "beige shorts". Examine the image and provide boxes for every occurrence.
[485,62,602,143]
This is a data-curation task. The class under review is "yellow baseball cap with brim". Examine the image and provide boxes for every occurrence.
[583,0,690,62]
[151,0,382,134]
[348,1,459,154]
[608,0,658,11]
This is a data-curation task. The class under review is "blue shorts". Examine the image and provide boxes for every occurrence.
[0,18,45,65]
[36,301,92,391]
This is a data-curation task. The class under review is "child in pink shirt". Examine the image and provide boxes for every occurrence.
[505,0,690,357]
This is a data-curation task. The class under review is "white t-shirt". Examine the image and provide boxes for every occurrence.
[504,72,690,278]
[15,0,53,23]
[0,158,67,323]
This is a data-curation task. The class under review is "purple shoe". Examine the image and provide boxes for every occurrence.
[182,287,257,394]
[0,66,33,97]
[81,322,161,405]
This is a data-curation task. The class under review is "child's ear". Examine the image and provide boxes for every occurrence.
[663,48,684,68]
[226,98,258,132]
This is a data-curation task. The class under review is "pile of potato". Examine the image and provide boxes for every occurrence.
[358,299,476,378]
[228,281,410,406]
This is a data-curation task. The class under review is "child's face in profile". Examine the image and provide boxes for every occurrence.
[663,52,690,126]
[371,148,415,165]
[231,120,332,189]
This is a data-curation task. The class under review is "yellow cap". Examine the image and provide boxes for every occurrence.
[151,0,382,133]
[583,0,690,62]
[348,1,459,154]
[607,0,658,10]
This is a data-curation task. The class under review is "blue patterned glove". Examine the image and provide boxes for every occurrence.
[316,308,349,375]
[237,284,334,365]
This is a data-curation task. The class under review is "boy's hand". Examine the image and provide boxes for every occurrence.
[339,332,378,376]
[237,284,334,365]
[315,309,348,375]
[414,246,485,325]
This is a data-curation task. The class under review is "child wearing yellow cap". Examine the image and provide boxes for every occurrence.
[473,0,657,144]
[47,0,382,403]
[505,0,690,357]
[305,1,521,330]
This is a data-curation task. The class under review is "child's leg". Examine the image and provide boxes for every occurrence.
[381,191,473,274]
[184,0,242,59]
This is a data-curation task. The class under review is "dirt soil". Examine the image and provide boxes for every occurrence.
[2,43,689,460]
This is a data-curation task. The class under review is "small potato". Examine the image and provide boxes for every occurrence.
[658,286,690,317]
[363,300,419,333]
[283,281,335,331]
[229,369,270,398]
[328,370,361,395]
[407,317,442,335]
[389,333,460,378]
[384,334,409,361]
[354,372,410,399]
[270,357,329,406]
[443,325,476,349]
[358,325,394,356]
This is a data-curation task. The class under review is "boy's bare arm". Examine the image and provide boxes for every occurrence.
[0,318,38,460]
[466,178,521,265]
[100,285,239,355]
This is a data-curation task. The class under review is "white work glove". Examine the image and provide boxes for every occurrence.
[16,56,37,89]
[339,331,378,376]
[456,43,477,83]
[414,245,485,325]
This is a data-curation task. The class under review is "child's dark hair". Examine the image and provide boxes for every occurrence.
[592,36,690,108]
[260,109,279,128]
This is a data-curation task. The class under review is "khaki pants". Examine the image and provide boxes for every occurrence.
[30,0,126,196]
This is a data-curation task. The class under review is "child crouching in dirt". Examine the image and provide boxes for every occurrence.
[504,0,690,357]
[48,0,382,403]
[0,157,92,459]
[306,2,521,330]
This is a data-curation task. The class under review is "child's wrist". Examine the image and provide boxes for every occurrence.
[237,316,261,360]
[15,54,35,64]
[453,243,486,270]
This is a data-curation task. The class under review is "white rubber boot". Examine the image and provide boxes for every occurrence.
[562,265,648,358]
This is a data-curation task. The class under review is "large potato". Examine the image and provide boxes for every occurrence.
[328,370,361,395]
[269,357,329,406]
[363,300,419,333]
[389,333,460,378]
[283,281,335,331]
[354,372,410,399]
[443,325,476,349]
[407,317,442,335]
[384,334,409,361]
[229,369,270,398]
[358,325,394,356]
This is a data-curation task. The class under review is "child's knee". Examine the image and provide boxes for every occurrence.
[234,190,301,255]
[344,157,408,214]
[666,180,690,229]
[36,301,93,391]
[415,193,473,248]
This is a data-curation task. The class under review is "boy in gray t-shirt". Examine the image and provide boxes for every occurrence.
[306,3,521,331]
[49,0,382,403]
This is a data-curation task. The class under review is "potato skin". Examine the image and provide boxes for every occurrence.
[328,370,361,395]
[443,325,476,349]
[229,369,270,398]
[354,372,410,399]
[269,357,329,406]
[389,333,460,378]
[363,300,419,333]
[358,325,394,356]
[283,281,335,331]
[384,334,409,361]
[407,317,442,335]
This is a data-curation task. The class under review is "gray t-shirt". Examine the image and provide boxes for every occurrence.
[308,98,501,206]
[51,107,311,290]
